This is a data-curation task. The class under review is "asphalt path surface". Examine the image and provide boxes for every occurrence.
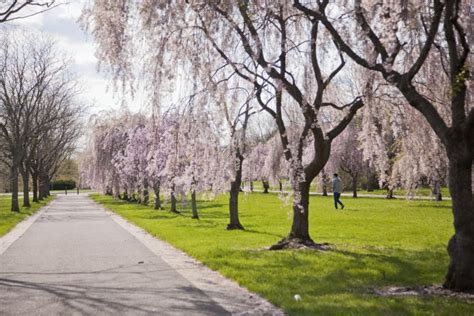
[0,195,231,315]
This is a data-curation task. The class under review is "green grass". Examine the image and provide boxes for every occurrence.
[249,181,451,197]
[91,192,473,315]
[0,195,54,237]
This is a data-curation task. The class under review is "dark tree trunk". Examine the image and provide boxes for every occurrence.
[191,190,199,219]
[228,157,244,230]
[250,181,253,192]
[10,165,20,212]
[46,177,51,196]
[432,182,443,201]
[21,169,30,207]
[105,186,113,196]
[270,181,320,250]
[170,184,178,213]
[279,181,283,192]
[352,174,358,198]
[38,174,47,200]
[142,178,149,206]
[32,173,39,202]
[153,182,161,210]
[263,181,270,194]
[443,153,474,292]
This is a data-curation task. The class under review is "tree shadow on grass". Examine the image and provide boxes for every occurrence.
[242,228,285,239]
[206,245,468,315]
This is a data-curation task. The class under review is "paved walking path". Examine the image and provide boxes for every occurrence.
[0,194,282,315]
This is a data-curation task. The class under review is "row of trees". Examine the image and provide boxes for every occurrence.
[82,1,472,292]
[0,30,82,212]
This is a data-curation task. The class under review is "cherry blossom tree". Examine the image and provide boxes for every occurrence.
[295,0,473,291]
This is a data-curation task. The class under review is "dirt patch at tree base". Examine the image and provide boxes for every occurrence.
[374,286,474,301]
[268,237,333,251]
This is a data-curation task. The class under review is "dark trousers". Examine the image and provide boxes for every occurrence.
[334,192,344,209]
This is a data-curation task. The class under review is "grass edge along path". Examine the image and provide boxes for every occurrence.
[91,193,474,316]
[0,195,55,237]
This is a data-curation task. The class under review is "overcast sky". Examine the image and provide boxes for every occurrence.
[9,1,145,116]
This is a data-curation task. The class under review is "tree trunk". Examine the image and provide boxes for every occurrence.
[250,181,253,192]
[270,180,321,250]
[105,186,113,196]
[32,173,39,202]
[352,174,358,198]
[142,178,149,206]
[443,154,474,292]
[386,188,394,199]
[279,181,283,192]
[191,190,199,219]
[228,156,244,230]
[153,182,161,210]
[10,165,20,212]
[21,170,30,207]
[170,184,178,213]
[432,182,443,201]
[263,181,269,193]
[46,177,51,196]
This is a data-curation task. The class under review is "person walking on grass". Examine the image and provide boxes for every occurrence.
[332,173,344,210]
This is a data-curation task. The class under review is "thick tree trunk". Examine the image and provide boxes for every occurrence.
[32,173,39,202]
[250,181,253,192]
[352,174,358,198]
[270,180,324,250]
[153,182,161,210]
[443,154,474,292]
[279,181,283,192]
[10,165,20,212]
[191,190,199,219]
[263,181,270,194]
[21,170,30,207]
[386,188,394,199]
[228,156,244,230]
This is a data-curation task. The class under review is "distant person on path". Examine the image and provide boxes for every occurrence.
[332,173,344,210]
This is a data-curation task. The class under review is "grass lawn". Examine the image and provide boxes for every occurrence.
[91,192,473,315]
[248,180,450,198]
[0,195,54,237]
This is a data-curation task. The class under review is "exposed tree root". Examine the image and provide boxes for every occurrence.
[227,223,244,230]
[375,285,474,298]
[269,237,332,251]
